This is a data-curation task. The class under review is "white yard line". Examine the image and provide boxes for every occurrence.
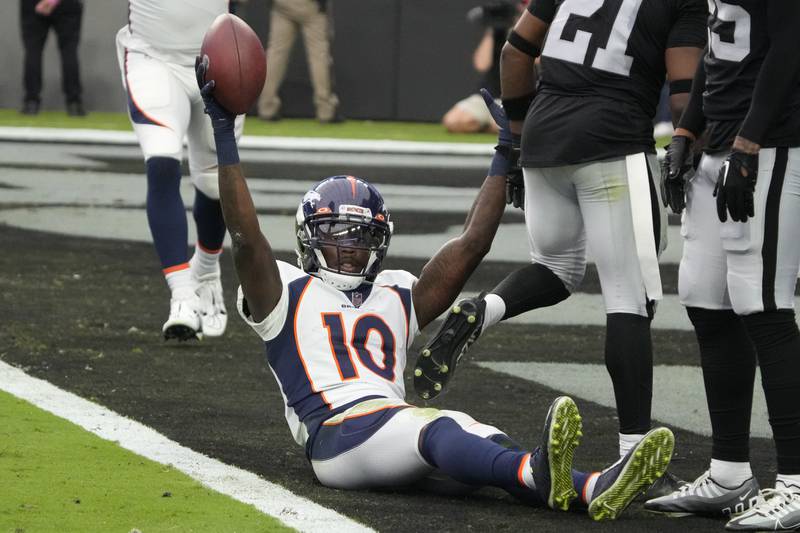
[0,126,666,157]
[0,360,374,533]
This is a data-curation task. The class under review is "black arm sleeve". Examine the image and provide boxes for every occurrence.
[738,0,800,144]
[677,48,707,137]
[666,0,708,49]
[527,0,556,24]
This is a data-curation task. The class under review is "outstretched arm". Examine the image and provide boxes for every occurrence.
[196,56,282,322]
[412,92,509,329]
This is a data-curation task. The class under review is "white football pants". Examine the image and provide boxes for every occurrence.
[523,153,666,316]
[115,28,243,199]
[679,148,800,314]
[311,400,503,490]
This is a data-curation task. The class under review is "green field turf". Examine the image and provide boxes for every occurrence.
[0,391,292,533]
[0,108,671,147]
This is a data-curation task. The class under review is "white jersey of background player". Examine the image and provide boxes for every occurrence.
[115,0,244,341]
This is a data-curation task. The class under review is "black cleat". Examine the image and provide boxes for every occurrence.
[638,470,686,502]
[414,293,486,400]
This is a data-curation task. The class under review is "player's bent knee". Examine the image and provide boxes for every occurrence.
[438,410,503,439]
[192,171,220,200]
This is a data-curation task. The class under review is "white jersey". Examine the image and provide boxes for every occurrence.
[238,261,420,447]
[119,0,229,65]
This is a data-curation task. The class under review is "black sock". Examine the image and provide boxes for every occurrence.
[742,310,800,474]
[492,263,570,320]
[605,313,652,434]
[687,307,756,463]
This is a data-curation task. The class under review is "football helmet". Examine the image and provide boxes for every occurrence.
[296,175,392,290]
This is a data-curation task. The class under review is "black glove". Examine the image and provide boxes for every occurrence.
[195,55,239,166]
[506,150,524,209]
[480,88,525,210]
[713,150,758,223]
[660,135,694,214]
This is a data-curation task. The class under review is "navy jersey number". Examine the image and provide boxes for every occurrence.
[322,313,397,382]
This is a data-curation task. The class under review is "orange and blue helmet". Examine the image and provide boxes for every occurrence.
[295,175,392,290]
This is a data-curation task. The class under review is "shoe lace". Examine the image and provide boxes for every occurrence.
[749,488,800,517]
[677,470,711,497]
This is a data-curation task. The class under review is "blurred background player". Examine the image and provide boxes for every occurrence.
[197,57,676,518]
[257,0,340,123]
[416,0,706,494]
[647,1,800,529]
[115,0,244,340]
[442,0,528,134]
[19,0,85,116]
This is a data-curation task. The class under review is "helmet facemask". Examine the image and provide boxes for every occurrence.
[296,209,392,291]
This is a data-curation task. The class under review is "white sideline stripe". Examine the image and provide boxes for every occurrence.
[0,126,667,158]
[0,360,373,533]
[0,126,494,155]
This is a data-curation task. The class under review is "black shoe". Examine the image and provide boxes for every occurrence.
[638,470,686,502]
[413,293,486,400]
[21,100,39,115]
[66,101,87,117]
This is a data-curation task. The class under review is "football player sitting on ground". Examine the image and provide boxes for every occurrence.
[196,56,675,520]
[646,1,800,529]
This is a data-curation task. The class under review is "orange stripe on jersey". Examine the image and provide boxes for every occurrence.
[321,404,410,426]
[293,277,332,408]
[582,472,600,504]
[517,452,532,488]
[163,262,190,275]
[381,285,410,346]
[124,49,171,130]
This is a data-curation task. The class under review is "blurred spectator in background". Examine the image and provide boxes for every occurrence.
[19,0,85,116]
[258,0,340,123]
[442,1,528,134]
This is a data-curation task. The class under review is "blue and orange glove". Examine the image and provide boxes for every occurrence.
[480,88,524,209]
[195,54,239,166]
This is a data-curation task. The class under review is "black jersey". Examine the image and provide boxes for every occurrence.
[704,0,800,151]
[520,0,706,167]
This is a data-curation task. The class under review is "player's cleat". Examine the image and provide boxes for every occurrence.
[163,295,202,341]
[413,294,486,399]
[531,396,583,511]
[645,470,759,517]
[587,427,675,521]
[639,470,686,502]
[725,487,800,531]
[195,271,227,337]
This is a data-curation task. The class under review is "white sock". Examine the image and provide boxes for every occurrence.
[190,245,221,278]
[165,267,195,300]
[776,474,800,494]
[709,459,753,488]
[521,453,536,489]
[619,433,645,458]
[483,293,506,329]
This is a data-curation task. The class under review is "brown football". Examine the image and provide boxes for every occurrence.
[200,13,266,114]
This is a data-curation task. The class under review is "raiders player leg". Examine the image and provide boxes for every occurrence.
[185,83,246,338]
[724,147,800,519]
[646,152,760,517]
[564,156,662,459]
[413,166,574,400]
[119,47,200,341]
